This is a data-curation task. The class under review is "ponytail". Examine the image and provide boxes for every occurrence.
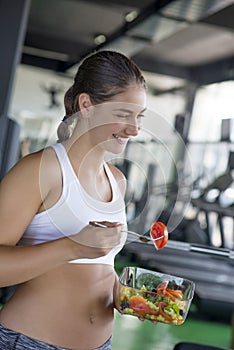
[64,86,75,117]
[57,86,78,142]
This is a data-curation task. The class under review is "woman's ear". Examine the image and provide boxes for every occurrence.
[78,93,93,117]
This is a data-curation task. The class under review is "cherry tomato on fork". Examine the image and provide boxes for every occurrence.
[150,221,168,250]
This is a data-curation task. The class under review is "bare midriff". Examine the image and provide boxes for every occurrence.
[0,264,115,350]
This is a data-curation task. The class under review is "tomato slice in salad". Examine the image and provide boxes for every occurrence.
[128,295,149,316]
[150,221,168,249]
[128,295,159,316]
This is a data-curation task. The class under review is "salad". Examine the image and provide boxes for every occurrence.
[119,273,190,325]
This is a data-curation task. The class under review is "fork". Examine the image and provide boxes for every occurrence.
[89,221,155,243]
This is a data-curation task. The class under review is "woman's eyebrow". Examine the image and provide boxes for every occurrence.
[140,107,147,114]
[112,108,133,114]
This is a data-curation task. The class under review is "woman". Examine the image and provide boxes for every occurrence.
[0,50,147,349]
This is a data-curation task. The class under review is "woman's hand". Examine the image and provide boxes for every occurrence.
[113,272,123,314]
[138,317,158,325]
[67,221,124,260]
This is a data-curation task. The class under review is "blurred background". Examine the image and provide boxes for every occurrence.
[0,0,234,349]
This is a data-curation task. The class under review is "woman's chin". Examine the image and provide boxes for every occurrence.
[107,146,127,155]
[103,138,129,154]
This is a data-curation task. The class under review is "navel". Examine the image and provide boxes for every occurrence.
[89,314,95,324]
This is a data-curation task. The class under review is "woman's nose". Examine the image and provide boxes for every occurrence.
[125,119,141,136]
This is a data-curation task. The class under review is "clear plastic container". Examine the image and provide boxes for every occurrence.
[117,266,195,325]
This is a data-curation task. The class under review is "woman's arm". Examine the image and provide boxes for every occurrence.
[0,228,122,288]
[0,151,73,287]
[0,151,122,287]
[0,238,74,287]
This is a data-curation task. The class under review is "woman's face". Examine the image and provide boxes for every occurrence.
[87,86,147,154]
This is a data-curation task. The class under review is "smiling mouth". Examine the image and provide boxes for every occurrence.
[112,134,129,143]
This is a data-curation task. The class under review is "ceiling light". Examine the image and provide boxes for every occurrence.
[94,34,106,45]
[23,46,69,61]
[125,10,138,23]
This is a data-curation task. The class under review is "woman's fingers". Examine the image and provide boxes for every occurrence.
[89,220,122,228]
[68,221,124,259]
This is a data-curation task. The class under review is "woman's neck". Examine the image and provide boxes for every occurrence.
[63,133,106,175]
[63,136,112,202]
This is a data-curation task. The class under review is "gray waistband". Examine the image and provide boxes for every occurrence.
[0,324,112,349]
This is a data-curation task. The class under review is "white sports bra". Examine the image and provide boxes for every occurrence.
[19,143,127,265]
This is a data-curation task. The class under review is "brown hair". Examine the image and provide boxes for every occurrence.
[57,50,146,142]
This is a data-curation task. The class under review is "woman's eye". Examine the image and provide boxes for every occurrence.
[116,114,145,118]
[115,114,129,118]
[113,113,145,119]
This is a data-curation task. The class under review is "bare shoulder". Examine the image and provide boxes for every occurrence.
[1,146,59,190]
[0,145,63,214]
[0,150,45,244]
[0,146,62,245]
[106,163,126,196]
[35,146,62,184]
[1,149,44,187]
